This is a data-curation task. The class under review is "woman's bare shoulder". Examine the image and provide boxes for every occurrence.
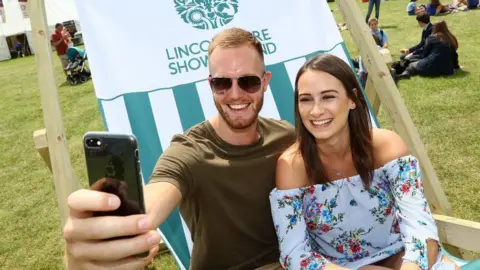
[372,128,409,168]
[276,144,310,190]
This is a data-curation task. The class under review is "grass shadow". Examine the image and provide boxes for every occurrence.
[380,25,399,29]
[59,81,71,88]
[450,68,470,78]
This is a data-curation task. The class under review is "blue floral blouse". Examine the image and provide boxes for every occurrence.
[269,155,440,270]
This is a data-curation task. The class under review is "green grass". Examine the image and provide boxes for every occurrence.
[0,1,479,268]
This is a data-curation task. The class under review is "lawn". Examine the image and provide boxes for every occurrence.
[0,0,478,269]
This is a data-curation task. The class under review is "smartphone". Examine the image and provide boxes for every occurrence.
[83,132,149,257]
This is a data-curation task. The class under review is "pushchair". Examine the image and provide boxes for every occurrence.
[64,47,91,85]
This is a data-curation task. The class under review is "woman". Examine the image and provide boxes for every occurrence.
[426,0,451,15]
[269,54,458,270]
[398,20,459,79]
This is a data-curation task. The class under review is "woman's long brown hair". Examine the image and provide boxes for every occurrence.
[433,20,458,50]
[294,54,374,187]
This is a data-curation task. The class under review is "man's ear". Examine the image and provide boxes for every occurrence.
[262,71,272,92]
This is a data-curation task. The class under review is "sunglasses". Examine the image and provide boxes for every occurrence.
[208,74,264,94]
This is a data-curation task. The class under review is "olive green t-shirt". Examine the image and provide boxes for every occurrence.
[150,117,295,270]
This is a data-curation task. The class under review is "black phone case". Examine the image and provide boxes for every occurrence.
[83,132,146,217]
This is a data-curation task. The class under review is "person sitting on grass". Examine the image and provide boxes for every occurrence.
[368,18,388,49]
[397,20,459,79]
[426,0,453,15]
[400,12,433,63]
[406,0,427,15]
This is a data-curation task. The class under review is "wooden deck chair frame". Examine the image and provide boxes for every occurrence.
[27,0,479,267]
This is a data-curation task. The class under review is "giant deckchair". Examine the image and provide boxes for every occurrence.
[28,0,480,269]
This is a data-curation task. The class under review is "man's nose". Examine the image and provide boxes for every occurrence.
[228,80,245,99]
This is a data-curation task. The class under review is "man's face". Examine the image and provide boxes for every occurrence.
[56,25,63,32]
[369,21,378,32]
[208,44,271,130]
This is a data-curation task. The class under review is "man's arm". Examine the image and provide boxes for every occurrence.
[408,28,427,53]
[145,182,182,228]
[51,35,66,47]
[409,38,424,54]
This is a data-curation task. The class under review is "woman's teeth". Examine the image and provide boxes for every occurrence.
[312,119,332,126]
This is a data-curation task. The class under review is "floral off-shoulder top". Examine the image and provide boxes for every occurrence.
[269,155,441,270]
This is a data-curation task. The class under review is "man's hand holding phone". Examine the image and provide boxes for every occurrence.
[63,188,161,270]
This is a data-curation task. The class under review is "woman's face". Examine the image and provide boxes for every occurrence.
[297,69,356,142]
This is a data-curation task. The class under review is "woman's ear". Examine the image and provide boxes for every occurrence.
[350,88,358,110]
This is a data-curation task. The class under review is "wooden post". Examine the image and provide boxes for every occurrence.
[365,48,392,116]
[28,0,80,228]
[33,129,52,172]
[335,0,472,258]
[336,0,452,216]
[433,215,480,255]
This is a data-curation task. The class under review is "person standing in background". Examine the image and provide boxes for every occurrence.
[50,23,69,76]
[365,0,381,24]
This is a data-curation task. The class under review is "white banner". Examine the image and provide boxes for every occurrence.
[18,0,28,19]
[76,0,346,100]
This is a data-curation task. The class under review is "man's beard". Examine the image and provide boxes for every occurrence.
[214,96,264,130]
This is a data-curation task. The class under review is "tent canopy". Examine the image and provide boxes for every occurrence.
[0,0,78,61]
[0,0,78,36]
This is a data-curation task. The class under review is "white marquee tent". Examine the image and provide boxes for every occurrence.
[0,0,79,61]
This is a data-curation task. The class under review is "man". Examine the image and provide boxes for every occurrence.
[368,18,388,49]
[401,12,433,62]
[51,23,69,75]
[63,27,296,269]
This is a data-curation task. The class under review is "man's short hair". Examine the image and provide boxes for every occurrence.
[368,18,378,26]
[208,27,264,63]
[55,23,63,28]
[416,11,430,24]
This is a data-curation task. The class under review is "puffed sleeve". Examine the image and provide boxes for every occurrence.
[270,188,331,270]
[385,155,440,270]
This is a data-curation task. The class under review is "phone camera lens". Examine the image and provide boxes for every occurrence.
[86,138,102,148]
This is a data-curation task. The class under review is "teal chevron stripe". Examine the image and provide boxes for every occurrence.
[305,42,344,60]
[305,51,321,60]
[122,93,191,269]
[161,208,191,269]
[97,100,109,131]
[123,93,163,181]
[173,83,206,131]
[266,63,295,125]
